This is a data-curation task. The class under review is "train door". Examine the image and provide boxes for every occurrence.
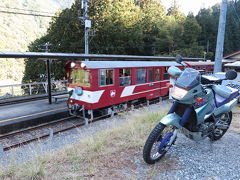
[160,66,169,96]
[154,67,161,97]
[98,68,116,106]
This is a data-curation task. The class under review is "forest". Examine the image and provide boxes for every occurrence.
[19,0,240,82]
[0,0,73,83]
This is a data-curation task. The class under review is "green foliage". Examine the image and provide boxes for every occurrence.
[22,0,240,82]
[22,37,49,83]
[196,1,240,59]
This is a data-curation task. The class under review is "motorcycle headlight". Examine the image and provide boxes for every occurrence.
[171,86,188,99]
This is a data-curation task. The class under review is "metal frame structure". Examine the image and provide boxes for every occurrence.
[0,52,204,61]
[0,51,204,104]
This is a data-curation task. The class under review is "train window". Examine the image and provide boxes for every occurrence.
[148,68,154,82]
[70,69,90,87]
[192,66,196,69]
[155,69,160,81]
[136,68,146,84]
[99,69,114,86]
[119,69,131,86]
[163,67,169,80]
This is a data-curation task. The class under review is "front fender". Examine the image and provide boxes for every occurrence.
[160,113,181,129]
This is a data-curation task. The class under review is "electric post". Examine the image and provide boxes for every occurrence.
[80,0,91,61]
[41,42,53,104]
[214,0,228,73]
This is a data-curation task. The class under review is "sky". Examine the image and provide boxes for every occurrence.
[162,0,222,15]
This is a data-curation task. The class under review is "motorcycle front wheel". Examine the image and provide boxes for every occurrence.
[143,123,176,164]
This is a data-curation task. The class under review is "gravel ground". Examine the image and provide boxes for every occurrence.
[1,102,240,180]
[154,132,240,180]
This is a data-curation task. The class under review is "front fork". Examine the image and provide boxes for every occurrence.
[158,127,178,153]
[158,102,192,152]
[169,128,178,145]
[161,102,192,128]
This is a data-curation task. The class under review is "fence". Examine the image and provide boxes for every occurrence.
[0,80,68,99]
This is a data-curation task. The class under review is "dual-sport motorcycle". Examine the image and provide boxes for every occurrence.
[143,61,239,164]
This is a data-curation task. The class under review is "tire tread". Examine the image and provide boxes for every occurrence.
[143,123,166,164]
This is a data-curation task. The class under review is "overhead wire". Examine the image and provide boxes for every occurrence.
[0,10,57,18]
[0,5,55,15]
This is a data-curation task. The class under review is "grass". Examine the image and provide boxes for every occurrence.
[0,104,178,180]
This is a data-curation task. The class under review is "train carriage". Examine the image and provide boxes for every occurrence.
[65,61,186,119]
[184,61,214,73]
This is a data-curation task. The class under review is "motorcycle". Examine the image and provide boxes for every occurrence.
[143,63,239,164]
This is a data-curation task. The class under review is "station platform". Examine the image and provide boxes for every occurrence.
[0,99,69,134]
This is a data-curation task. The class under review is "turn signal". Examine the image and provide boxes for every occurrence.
[196,97,203,103]
[166,84,173,88]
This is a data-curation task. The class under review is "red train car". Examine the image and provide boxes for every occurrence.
[65,60,214,120]
[65,61,187,119]
[185,61,214,73]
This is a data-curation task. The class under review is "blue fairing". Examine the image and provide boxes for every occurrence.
[215,90,239,107]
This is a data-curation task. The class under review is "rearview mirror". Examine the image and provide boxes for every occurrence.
[168,66,182,77]
[176,54,183,64]
[225,70,237,80]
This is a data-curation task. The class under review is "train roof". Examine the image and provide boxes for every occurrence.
[185,61,214,65]
[73,61,187,69]
[225,61,240,67]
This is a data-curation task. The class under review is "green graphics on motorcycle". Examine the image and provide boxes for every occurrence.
[143,66,239,164]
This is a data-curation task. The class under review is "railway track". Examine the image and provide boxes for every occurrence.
[0,97,168,151]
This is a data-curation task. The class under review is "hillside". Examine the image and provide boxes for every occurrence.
[0,0,74,83]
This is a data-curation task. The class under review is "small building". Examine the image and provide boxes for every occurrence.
[223,50,240,61]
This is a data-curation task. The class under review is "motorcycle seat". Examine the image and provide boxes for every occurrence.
[213,85,239,107]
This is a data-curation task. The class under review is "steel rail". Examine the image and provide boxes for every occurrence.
[0,116,75,140]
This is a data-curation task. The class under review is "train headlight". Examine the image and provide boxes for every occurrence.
[81,62,86,69]
[71,62,76,68]
[75,86,83,96]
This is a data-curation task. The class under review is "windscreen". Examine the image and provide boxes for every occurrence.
[175,68,200,89]
[70,69,90,87]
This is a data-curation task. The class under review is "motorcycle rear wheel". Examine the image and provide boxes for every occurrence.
[143,123,175,164]
[209,111,232,141]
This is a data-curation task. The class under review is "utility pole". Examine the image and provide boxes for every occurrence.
[79,0,91,60]
[214,0,228,73]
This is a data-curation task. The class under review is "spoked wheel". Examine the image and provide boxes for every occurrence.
[209,111,232,141]
[143,123,176,164]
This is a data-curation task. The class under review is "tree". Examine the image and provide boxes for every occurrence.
[24,0,240,82]
[167,0,185,21]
